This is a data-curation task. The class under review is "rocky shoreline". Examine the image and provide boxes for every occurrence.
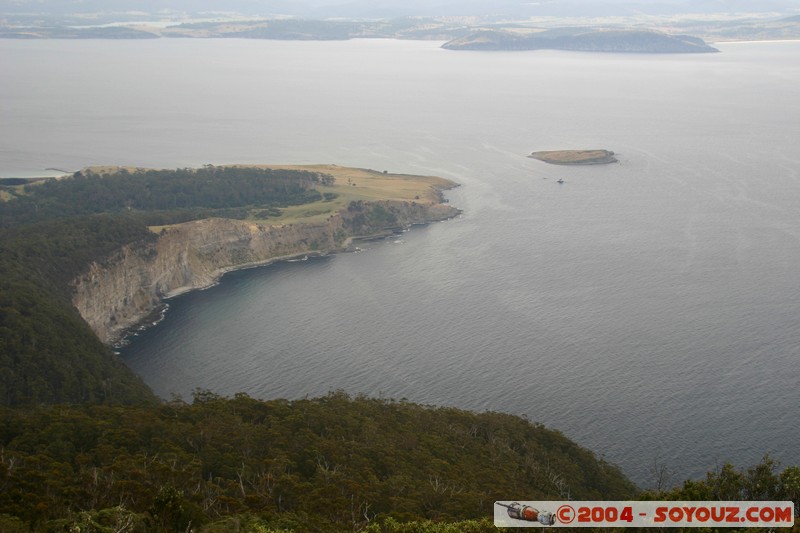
[73,199,460,345]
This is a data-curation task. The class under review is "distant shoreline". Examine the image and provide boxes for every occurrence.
[713,39,800,44]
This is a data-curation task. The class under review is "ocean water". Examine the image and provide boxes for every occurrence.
[2,38,799,486]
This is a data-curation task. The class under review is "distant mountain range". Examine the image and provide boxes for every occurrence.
[442,28,719,53]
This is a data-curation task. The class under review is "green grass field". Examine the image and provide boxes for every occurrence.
[213,164,455,226]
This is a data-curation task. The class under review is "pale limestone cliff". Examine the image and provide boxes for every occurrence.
[72,201,459,344]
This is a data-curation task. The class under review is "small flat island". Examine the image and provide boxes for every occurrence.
[528,149,618,165]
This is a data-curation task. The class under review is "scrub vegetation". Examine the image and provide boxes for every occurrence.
[0,391,635,531]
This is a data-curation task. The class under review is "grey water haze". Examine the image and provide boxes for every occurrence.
[2,38,799,486]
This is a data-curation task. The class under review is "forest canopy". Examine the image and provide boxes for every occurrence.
[0,392,636,532]
[0,166,334,228]
[1,393,797,532]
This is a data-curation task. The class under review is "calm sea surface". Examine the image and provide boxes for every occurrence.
[2,38,799,486]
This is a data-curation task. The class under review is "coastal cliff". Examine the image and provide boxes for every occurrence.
[72,200,459,344]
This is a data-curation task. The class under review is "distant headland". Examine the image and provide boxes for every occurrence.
[0,163,461,406]
[66,165,462,344]
[529,149,618,165]
[442,29,719,53]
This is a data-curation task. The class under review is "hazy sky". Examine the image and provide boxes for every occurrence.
[1,0,798,18]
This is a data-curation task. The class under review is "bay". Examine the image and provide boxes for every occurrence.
[2,38,799,486]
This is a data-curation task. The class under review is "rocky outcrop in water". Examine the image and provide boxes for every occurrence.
[72,201,459,344]
[529,149,618,165]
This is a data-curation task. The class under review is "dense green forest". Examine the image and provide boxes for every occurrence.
[649,456,800,505]
[0,392,637,531]
[0,393,797,532]
[0,215,157,405]
[0,167,333,228]
[0,167,333,405]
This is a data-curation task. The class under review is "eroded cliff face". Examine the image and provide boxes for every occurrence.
[72,201,459,344]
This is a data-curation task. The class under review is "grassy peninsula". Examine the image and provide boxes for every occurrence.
[2,164,456,228]
[529,149,618,165]
[208,164,456,226]
[0,164,457,405]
